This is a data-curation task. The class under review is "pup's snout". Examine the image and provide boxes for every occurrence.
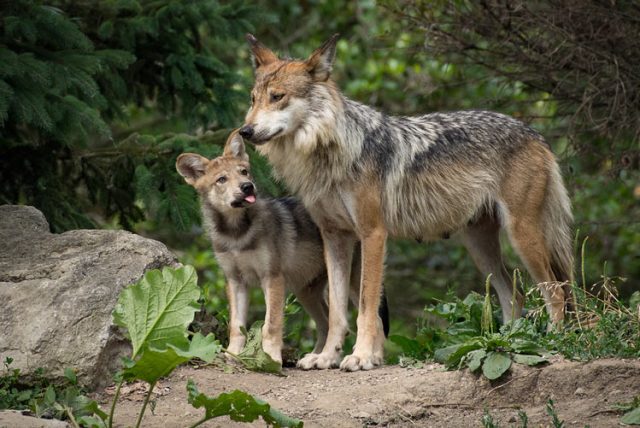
[239,125,254,139]
[240,182,254,195]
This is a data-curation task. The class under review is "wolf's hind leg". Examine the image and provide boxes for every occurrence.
[500,143,566,325]
[462,211,523,323]
[505,216,565,325]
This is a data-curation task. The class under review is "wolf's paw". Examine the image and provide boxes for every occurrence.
[297,353,319,370]
[339,352,382,372]
[297,351,340,370]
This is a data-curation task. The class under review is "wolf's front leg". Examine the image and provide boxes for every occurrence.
[262,274,286,365]
[340,226,387,371]
[226,279,248,357]
[298,231,355,370]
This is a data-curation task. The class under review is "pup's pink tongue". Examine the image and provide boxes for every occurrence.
[244,195,256,204]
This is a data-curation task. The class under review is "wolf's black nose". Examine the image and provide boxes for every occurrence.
[240,182,254,195]
[239,125,254,139]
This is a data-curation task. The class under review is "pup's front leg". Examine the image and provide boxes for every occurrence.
[340,226,387,371]
[226,278,248,357]
[261,274,285,365]
[298,231,355,370]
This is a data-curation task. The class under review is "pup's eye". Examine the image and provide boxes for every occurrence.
[240,169,249,176]
[270,93,284,103]
[216,176,227,184]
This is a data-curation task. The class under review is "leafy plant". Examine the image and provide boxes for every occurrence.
[545,399,565,428]
[32,369,107,428]
[541,272,640,360]
[104,265,298,428]
[0,357,29,410]
[186,380,302,428]
[234,321,283,375]
[482,401,565,428]
[434,319,548,380]
[392,281,547,380]
[614,395,640,425]
[389,291,492,360]
[0,359,105,428]
[107,265,221,427]
[481,408,499,428]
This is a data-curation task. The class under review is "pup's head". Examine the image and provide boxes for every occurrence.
[240,33,340,145]
[176,131,257,211]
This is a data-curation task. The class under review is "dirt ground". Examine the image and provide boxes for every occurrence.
[102,357,640,427]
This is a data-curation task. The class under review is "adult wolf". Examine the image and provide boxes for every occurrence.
[240,34,573,372]
[177,130,389,365]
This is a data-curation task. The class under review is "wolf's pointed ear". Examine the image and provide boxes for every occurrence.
[223,130,249,161]
[176,153,209,186]
[305,33,340,82]
[246,33,278,69]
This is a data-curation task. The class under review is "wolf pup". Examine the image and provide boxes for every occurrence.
[240,34,574,371]
[176,131,388,365]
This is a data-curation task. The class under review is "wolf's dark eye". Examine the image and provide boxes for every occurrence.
[240,169,249,176]
[270,93,284,103]
[251,94,255,105]
[216,176,227,184]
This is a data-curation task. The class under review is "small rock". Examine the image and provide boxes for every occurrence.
[0,410,70,428]
[574,387,586,396]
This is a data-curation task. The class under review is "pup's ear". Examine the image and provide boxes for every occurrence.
[176,153,209,185]
[223,130,249,161]
[305,33,340,82]
[246,33,278,69]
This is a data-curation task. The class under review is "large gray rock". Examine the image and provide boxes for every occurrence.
[0,205,178,389]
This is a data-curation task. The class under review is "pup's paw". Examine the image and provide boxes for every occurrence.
[262,342,283,366]
[339,352,382,372]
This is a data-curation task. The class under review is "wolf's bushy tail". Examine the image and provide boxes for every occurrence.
[542,162,574,295]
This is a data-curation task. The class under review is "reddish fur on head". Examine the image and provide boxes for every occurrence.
[176,130,256,209]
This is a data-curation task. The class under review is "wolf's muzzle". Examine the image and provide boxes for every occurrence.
[239,125,254,139]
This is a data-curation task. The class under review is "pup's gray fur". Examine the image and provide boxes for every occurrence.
[176,131,388,365]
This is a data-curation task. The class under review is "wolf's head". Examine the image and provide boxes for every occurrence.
[176,131,257,211]
[240,34,340,147]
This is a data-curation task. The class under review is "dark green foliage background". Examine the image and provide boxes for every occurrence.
[1,1,638,345]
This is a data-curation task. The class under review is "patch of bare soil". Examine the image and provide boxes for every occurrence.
[101,358,640,427]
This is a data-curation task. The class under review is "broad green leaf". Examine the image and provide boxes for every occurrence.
[434,344,463,365]
[465,349,487,372]
[512,353,547,366]
[510,339,545,355]
[482,352,512,380]
[76,415,107,428]
[44,385,56,405]
[389,335,424,358]
[622,406,640,425]
[122,333,221,383]
[434,339,484,368]
[237,321,282,374]
[187,332,223,362]
[113,266,200,357]
[64,368,77,385]
[187,379,303,427]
